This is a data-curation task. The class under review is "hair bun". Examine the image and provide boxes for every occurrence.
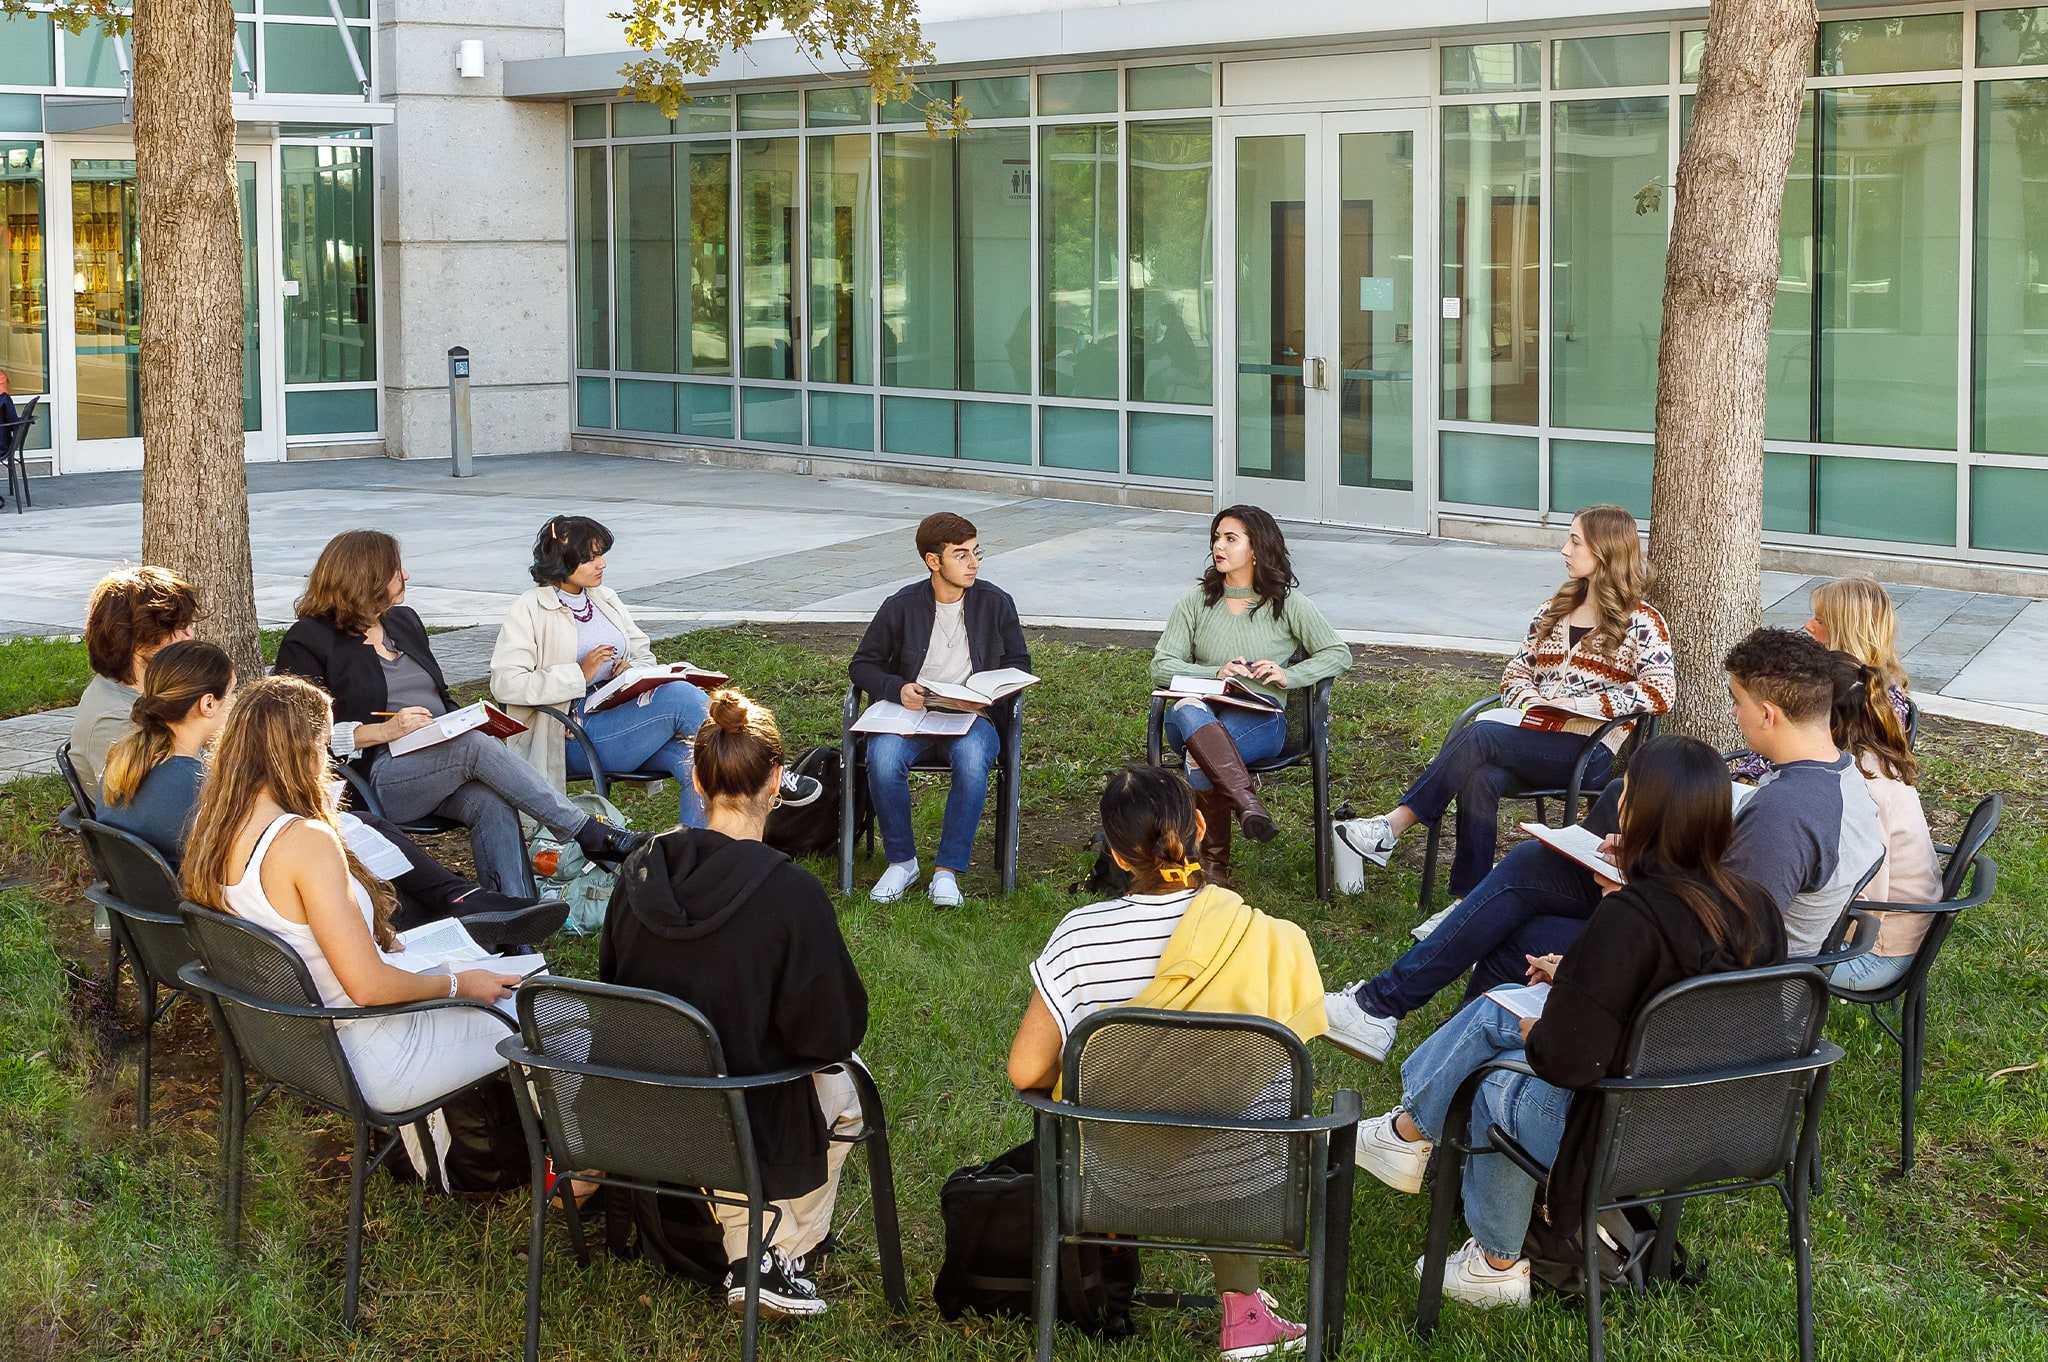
[707,688,751,734]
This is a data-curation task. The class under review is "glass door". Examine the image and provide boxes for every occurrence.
[49,144,280,473]
[1219,110,1429,530]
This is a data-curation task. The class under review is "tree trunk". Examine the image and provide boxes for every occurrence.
[133,0,262,677]
[1649,0,1815,745]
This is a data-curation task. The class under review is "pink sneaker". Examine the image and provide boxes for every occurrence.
[1219,1289,1307,1360]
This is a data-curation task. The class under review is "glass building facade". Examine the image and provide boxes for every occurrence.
[0,2,382,467]
[566,6,2048,571]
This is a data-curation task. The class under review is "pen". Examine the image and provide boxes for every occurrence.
[511,962,549,984]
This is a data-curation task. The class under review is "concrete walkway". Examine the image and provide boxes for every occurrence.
[3,452,2042,779]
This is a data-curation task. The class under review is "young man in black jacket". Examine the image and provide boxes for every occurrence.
[848,512,1029,907]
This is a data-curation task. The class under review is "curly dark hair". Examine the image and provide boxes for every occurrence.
[1723,627,1836,723]
[529,515,615,586]
[1199,504,1296,617]
[85,566,199,680]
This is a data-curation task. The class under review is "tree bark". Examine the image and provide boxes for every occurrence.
[1649,0,1816,745]
[132,0,262,677]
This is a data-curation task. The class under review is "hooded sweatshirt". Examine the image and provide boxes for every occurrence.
[599,828,868,1201]
[1525,872,1785,1239]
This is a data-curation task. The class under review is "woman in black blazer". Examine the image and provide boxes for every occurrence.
[274,530,643,894]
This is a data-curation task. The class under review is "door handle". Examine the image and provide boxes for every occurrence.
[1307,356,1327,391]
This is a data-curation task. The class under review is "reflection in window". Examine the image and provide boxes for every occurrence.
[572,146,608,371]
[881,129,1031,394]
[0,142,46,399]
[1441,103,1538,425]
[1128,121,1213,405]
[1973,78,2048,454]
[613,142,730,376]
[281,144,376,385]
[740,138,798,380]
[1040,123,1118,399]
[809,133,871,385]
[1550,97,1667,432]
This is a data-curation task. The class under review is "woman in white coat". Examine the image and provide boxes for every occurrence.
[490,516,711,829]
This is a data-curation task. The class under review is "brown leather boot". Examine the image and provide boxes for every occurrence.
[1194,787,1234,887]
[1184,723,1278,842]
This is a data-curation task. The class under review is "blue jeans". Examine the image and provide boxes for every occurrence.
[1401,723,1613,899]
[1165,698,1288,791]
[1401,996,1573,1260]
[567,680,712,828]
[1354,838,1600,1020]
[1831,949,1914,993]
[865,715,1001,872]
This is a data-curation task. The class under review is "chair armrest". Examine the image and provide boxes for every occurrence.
[177,961,517,1029]
[1442,1059,1539,1157]
[1563,710,1646,822]
[1590,1042,1846,1092]
[1798,907,1880,969]
[334,763,385,819]
[498,1039,840,1093]
[1444,695,1496,744]
[522,704,607,794]
[1146,695,1169,766]
[57,805,82,834]
[1309,677,1333,758]
[1013,1087,1361,1137]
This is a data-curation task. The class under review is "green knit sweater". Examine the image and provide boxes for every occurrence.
[1150,586,1352,700]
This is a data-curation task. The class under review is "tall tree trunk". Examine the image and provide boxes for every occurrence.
[1649,0,1815,745]
[132,0,262,677]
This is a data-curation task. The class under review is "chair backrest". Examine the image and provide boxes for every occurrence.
[179,901,362,1115]
[1590,965,1832,1203]
[1939,794,2001,902]
[1061,1008,1315,1250]
[55,741,97,822]
[2,395,38,456]
[513,978,758,1195]
[77,818,197,989]
[1903,695,1921,748]
[1816,851,1888,957]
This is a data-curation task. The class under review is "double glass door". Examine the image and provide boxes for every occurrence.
[1219,110,1428,530]
[49,143,279,472]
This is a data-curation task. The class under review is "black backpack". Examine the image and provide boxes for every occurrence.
[601,1185,730,1287]
[1524,1204,1707,1298]
[933,1140,1139,1338]
[764,746,866,859]
[385,1073,530,1195]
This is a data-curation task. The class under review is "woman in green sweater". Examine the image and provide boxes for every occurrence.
[1151,505,1351,881]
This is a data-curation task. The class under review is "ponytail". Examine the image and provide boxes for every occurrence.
[1100,765,1207,895]
[102,641,235,807]
[1828,650,1917,785]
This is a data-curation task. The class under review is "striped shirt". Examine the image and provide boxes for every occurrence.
[1029,889,1198,1039]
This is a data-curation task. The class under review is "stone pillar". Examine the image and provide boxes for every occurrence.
[377,1,569,459]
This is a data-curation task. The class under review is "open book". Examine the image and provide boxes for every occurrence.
[1151,674,1283,713]
[587,661,730,714]
[1483,981,1551,1021]
[387,701,527,757]
[921,668,1039,712]
[1475,704,1592,733]
[390,918,543,1019]
[1519,821,1624,884]
[852,701,978,738]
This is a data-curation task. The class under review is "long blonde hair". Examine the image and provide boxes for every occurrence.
[1534,505,1652,656]
[1811,576,1909,694]
[295,530,403,636]
[101,641,235,808]
[181,675,398,949]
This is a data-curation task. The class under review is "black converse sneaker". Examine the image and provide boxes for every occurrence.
[779,769,825,808]
[724,1248,828,1317]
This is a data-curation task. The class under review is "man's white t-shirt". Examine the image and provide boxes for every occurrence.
[917,597,975,688]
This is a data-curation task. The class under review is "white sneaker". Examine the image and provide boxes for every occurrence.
[929,869,963,908]
[1354,1109,1433,1194]
[1413,1238,1531,1309]
[1410,899,1461,943]
[1320,987,1399,1062]
[869,859,919,903]
[1335,815,1399,868]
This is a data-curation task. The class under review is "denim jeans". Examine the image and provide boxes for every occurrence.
[865,715,1001,871]
[568,680,712,828]
[1830,949,1914,993]
[1401,995,1573,1260]
[1401,722,1613,898]
[369,730,591,896]
[1354,838,1600,1020]
[1164,698,1289,791]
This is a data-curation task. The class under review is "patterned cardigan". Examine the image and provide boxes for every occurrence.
[1498,602,1677,753]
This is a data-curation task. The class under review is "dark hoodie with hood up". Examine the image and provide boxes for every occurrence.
[1523,872,1784,1239]
[599,828,868,1201]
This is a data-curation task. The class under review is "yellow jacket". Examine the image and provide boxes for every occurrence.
[1125,886,1328,1041]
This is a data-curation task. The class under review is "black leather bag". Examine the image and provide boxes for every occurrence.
[601,1185,730,1287]
[933,1140,1139,1338]
[1524,1204,1707,1298]
[386,1073,529,1195]
[764,746,863,859]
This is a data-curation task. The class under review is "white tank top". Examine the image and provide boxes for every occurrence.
[221,813,381,1012]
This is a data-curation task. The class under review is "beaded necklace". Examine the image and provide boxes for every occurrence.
[556,588,595,623]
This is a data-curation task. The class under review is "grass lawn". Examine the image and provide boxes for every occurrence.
[0,630,289,721]
[0,625,2042,1360]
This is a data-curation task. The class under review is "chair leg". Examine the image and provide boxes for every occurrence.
[838,739,858,895]
[1322,1124,1356,1358]
[741,1207,764,1362]
[105,932,122,1020]
[523,1153,548,1362]
[1583,1203,1605,1362]
[137,979,156,1134]
[1790,1170,1815,1362]
[220,1044,247,1263]
[561,1174,592,1267]
[343,1119,372,1328]
[1414,1146,1463,1338]
[1648,1196,1682,1282]
[848,1063,908,1310]
[1901,989,1926,1176]
[1034,1116,1059,1362]
[1417,822,1443,916]
[1312,760,1332,901]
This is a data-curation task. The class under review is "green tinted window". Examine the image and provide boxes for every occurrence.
[1041,405,1117,471]
[739,90,799,130]
[0,12,55,87]
[572,104,605,140]
[613,144,679,374]
[268,0,368,16]
[806,87,869,127]
[882,81,950,124]
[808,133,872,385]
[740,385,801,442]
[1817,15,1962,76]
[1550,440,1651,517]
[576,377,612,429]
[1128,121,1213,404]
[1680,30,1705,83]
[613,101,671,137]
[618,378,677,433]
[1978,7,2048,66]
[882,395,955,457]
[0,95,39,134]
[960,76,1029,119]
[739,138,798,379]
[810,390,872,450]
[1765,453,1810,534]
[1041,124,1119,399]
[2,143,49,399]
[1128,411,1211,479]
[1439,431,1538,509]
[62,23,124,89]
[958,400,1031,464]
[284,389,376,436]
[572,146,609,371]
[1974,79,2048,454]
[1817,457,1955,545]
[681,94,731,134]
[280,145,377,385]
[1971,465,2048,552]
[264,23,371,96]
[1552,34,1667,90]
[1127,64,1211,111]
[680,382,732,438]
[1039,70,1116,116]
[1442,103,1539,425]
[1440,42,1540,95]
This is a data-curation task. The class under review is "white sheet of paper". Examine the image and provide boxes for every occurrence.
[392,916,490,969]
[1484,981,1552,1021]
[1519,821,1625,883]
[851,701,977,737]
[338,811,413,880]
[1730,781,1759,816]
[1474,707,1523,727]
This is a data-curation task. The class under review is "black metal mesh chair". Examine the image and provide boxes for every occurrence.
[1,393,39,512]
[1416,964,1843,1362]
[55,739,95,829]
[1017,1009,1359,1361]
[523,703,675,800]
[77,819,195,1131]
[498,978,907,1362]
[176,902,514,1328]
[334,761,467,839]
[1413,696,1655,915]
[1819,795,2000,1175]
[1146,674,1336,898]
[55,741,127,996]
[838,683,1023,895]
